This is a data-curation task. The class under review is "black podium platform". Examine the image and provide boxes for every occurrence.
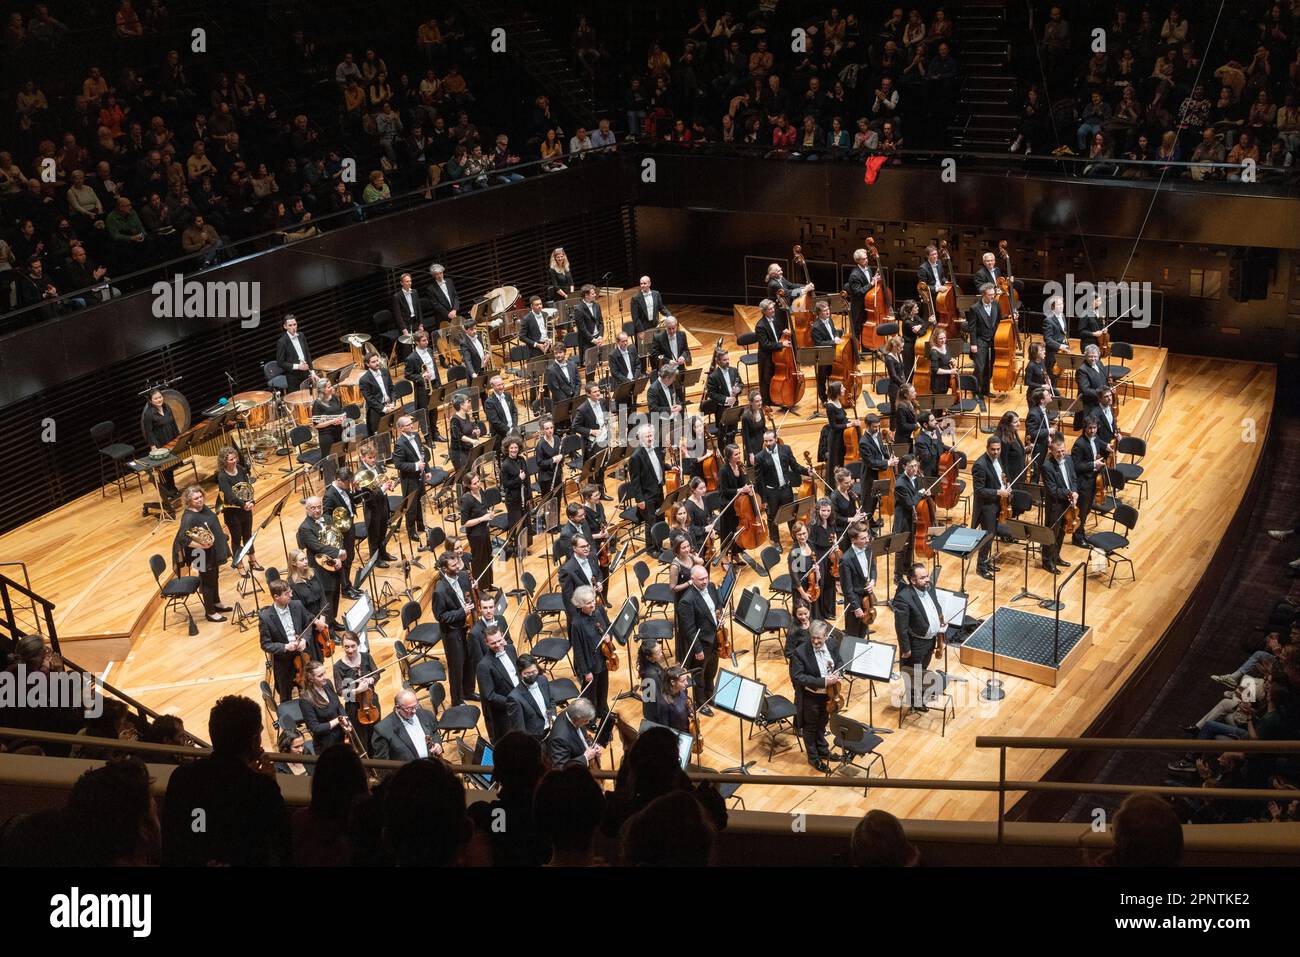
[958,606,1092,688]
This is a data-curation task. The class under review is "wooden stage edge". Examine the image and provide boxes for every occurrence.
[0,324,1276,822]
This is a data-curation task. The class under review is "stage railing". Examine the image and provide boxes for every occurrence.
[0,570,58,653]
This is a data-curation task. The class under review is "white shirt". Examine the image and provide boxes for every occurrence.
[854,546,871,579]
[646,447,663,482]
[919,587,945,639]
[667,332,679,358]
[406,434,424,466]
[438,280,451,303]
[275,603,296,641]
[929,261,942,289]
[333,485,352,513]
[617,348,632,374]
[448,575,465,604]
[992,458,1005,486]
[467,333,483,362]
[415,346,435,374]
[497,392,513,428]
[401,288,414,312]
[641,291,654,317]
[373,369,389,403]
[558,361,570,381]
[769,446,784,486]
[576,557,593,582]
[590,400,604,425]
[527,681,551,726]
[288,333,306,363]
[696,585,717,623]
[399,712,430,758]
[496,649,519,686]
[660,381,674,407]
[1060,458,1073,491]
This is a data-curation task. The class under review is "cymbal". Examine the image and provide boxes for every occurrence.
[486,284,520,315]
[340,332,372,345]
[396,333,414,344]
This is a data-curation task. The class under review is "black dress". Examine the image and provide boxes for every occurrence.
[499,453,532,551]
[290,573,327,620]
[717,463,748,556]
[450,413,482,471]
[547,266,574,302]
[831,489,858,538]
[534,435,561,496]
[460,491,494,590]
[299,682,346,751]
[312,396,345,460]
[892,401,918,452]
[787,544,819,614]
[930,345,953,396]
[884,353,906,407]
[806,521,838,619]
[144,405,181,494]
[334,651,380,750]
[740,412,766,464]
[999,434,1028,516]
[215,464,254,564]
[1024,360,1049,394]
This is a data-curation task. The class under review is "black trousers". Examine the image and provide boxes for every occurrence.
[271,659,297,704]
[1044,346,1060,390]
[285,369,310,393]
[1076,475,1098,539]
[901,636,936,707]
[402,483,427,539]
[799,690,831,759]
[506,495,532,552]
[444,630,469,705]
[688,647,718,706]
[639,493,664,547]
[815,364,831,402]
[844,598,870,639]
[196,560,221,613]
[222,507,253,564]
[976,502,999,569]
[815,558,837,619]
[367,498,391,558]
[973,337,995,395]
[468,527,493,592]
[893,512,915,583]
[763,487,794,547]
[583,667,611,742]
[1044,500,1066,567]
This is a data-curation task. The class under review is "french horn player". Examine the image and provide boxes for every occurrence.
[173,484,232,622]
[216,446,261,571]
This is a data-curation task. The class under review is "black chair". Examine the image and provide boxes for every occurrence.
[289,425,322,493]
[873,378,892,419]
[373,309,401,352]
[827,713,887,791]
[957,373,988,428]
[261,679,305,734]
[429,682,481,745]
[524,612,571,677]
[634,561,675,617]
[736,331,759,389]
[1088,503,1138,586]
[749,692,799,760]
[548,676,581,706]
[1113,436,1147,506]
[762,546,793,607]
[149,553,199,631]
[1104,342,1133,396]
[520,571,566,632]
[91,421,142,502]
[1090,467,1126,518]
[395,638,447,699]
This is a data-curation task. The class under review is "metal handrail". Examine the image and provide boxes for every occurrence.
[57,658,210,749]
[0,572,58,651]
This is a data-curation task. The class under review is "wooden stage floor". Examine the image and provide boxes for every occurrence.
[0,310,1275,822]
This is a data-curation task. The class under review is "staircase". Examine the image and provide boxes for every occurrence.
[949,0,1020,151]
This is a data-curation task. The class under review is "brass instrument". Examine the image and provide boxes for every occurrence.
[315,507,354,570]
[230,481,254,505]
[354,465,394,492]
[185,525,216,548]
[311,414,356,427]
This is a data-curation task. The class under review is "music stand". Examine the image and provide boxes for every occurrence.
[711,668,767,767]
[263,487,296,569]
[772,497,813,533]
[552,394,581,428]
[1003,519,1056,608]
[870,530,910,598]
[353,546,393,631]
[931,524,991,594]
[840,635,897,730]
[797,345,838,416]
[718,403,746,441]
[609,596,643,703]
[231,528,265,631]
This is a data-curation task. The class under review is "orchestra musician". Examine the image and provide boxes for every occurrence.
[174,485,231,622]
[300,662,353,752]
[1025,387,1056,484]
[630,274,673,334]
[459,471,496,592]
[966,283,1003,399]
[832,467,865,539]
[404,331,446,430]
[706,347,743,439]
[555,502,588,561]
[898,298,929,379]
[717,442,754,565]
[757,428,809,547]
[276,314,313,393]
[506,654,556,740]
[892,562,947,712]
[915,411,965,479]
[1077,293,1105,354]
[544,345,581,409]
[582,483,613,587]
[371,688,443,761]
[1071,416,1112,548]
[333,631,379,751]
[789,619,844,772]
[754,297,784,408]
[560,535,604,624]
[548,247,575,302]
[475,622,521,743]
[677,565,723,716]
[636,639,667,721]
[426,263,460,326]
[356,443,398,565]
[391,414,435,547]
[323,468,363,601]
[259,580,320,702]
[917,245,950,322]
[788,520,820,614]
[534,416,563,496]
[1024,341,1051,396]
[930,327,958,396]
[459,317,489,382]
[519,295,552,358]
[574,283,603,366]
[858,413,895,525]
[740,390,766,465]
[549,696,602,768]
[810,298,840,404]
[608,329,642,390]
[883,333,908,408]
[972,436,1009,581]
[391,272,425,334]
[680,414,709,481]
[433,550,476,705]
[484,375,520,449]
[215,447,258,570]
[996,411,1029,508]
[839,521,877,639]
[647,363,682,431]
[498,434,531,558]
[1075,345,1109,429]
[569,584,613,739]
[298,495,346,613]
[892,384,919,453]
[468,592,510,668]
[685,477,715,543]
[630,423,667,548]
[143,388,181,502]
[1041,433,1081,574]
[807,499,839,619]
[310,378,347,461]
[785,602,813,658]
[766,262,813,322]
[892,454,930,587]
[822,380,856,486]
[1094,387,1122,445]
[668,533,699,600]
[286,549,327,621]
[448,393,484,472]
[652,314,691,370]
[654,666,694,734]
[974,251,1021,312]
[1042,295,1069,390]
[844,247,875,344]
[358,351,399,437]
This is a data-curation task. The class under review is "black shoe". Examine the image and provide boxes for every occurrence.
[912,703,930,713]
[380,552,399,561]
[1167,758,1198,774]
[205,613,227,622]
[810,760,833,773]
[1041,562,1058,574]
[978,568,995,581]
[344,588,363,600]
[213,604,233,612]
[1055,557,1072,568]
[1071,535,1088,548]
[823,750,843,762]
[432,432,448,443]
[601,493,613,501]
[376,561,392,569]
[464,693,481,702]
[697,704,714,717]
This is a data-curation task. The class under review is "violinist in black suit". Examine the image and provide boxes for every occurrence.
[676,565,723,713]
[390,415,434,543]
[1025,388,1056,483]
[322,469,362,601]
[467,592,510,664]
[646,365,681,436]
[858,413,895,521]
[460,319,489,380]
[892,562,947,711]
[426,264,460,325]
[1041,434,1080,573]
[652,315,691,370]
[371,689,444,762]
[1075,346,1109,429]
[571,384,611,485]
[1093,388,1121,445]
[838,522,877,639]
[1071,416,1111,548]
[966,284,1002,398]
[630,274,673,333]
[358,352,399,436]
[754,298,784,408]
[475,623,520,742]
[275,314,313,392]
[629,424,667,547]
[705,348,743,439]
[569,585,613,737]
[519,295,552,358]
[1042,295,1069,390]
[844,247,875,344]
[608,330,642,387]
[174,485,231,621]
[403,330,443,419]
[259,581,319,702]
[555,504,589,563]
[559,535,604,623]
[971,437,1009,580]
[391,272,425,333]
[809,299,840,403]
[433,551,475,705]
[756,428,809,547]
[484,376,519,445]
[892,455,930,587]
[506,655,556,739]
[789,620,843,771]
[549,697,601,767]
[574,284,604,366]
[544,346,581,408]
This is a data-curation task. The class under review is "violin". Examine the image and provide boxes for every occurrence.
[716,620,732,658]
[861,589,877,625]
[689,698,704,757]
[878,428,897,518]
[315,602,335,658]
[601,634,620,672]
[768,329,807,409]
[827,668,845,715]
[1062,502,1080,537]
[355,664,381,726]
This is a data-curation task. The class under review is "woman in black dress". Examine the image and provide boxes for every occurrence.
[215,446,259,570]
[996,411,1029,520]
[930,327,958,396]
[459,471,495,591]
[274,730,315,777]
[831,467,863,540]
[547,247,575,302]
[883,334,907,409]
[806,498,838,620]
[739,390,766,465]
[449,393,483,472]
[299,661,350,753]
[653,666,693,733]
[667,533,699,602]
[637,638,667,720]
[680,415,708,481]
[144,389,181,499]
[311,378,346,461]
[787,520,821,615]
[669,503,702,554]
[287,549,328,625]
[716,443,754,565]
[892,384,919,452]
[498,434,531,557]
[1023,341,1050,396]
[822,380,853,486]
[533,417,563,497]
[332,631,380,751]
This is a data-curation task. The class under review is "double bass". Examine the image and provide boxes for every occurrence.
[878,428,897,519]
[990,240,1022,394]
[827,317,861,403]
[733,483,769,551]
[932,240,962,338]
[859,237,892,352]
[768,329,807,409]
[790,245,815,349]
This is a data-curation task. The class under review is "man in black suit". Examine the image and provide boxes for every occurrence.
[426,263,460,326]
[370,688,444,762]
[892,454,930,588]
[322,468,363,600]
[544,345,581,409]
[161,695,291,866]
[1025,387,1056,483]
[548,696,601,767]
[1075,345,1108,429]
[571,383,611,485]
[275,314,313,392]
[652,314,691,370]
[966,283,1002,398]
[573,283,604,367]
[468,592,509,669]
[554,502,588,561]
[646,364,681,439]
[917,245,949,320]
[391,271,425,333]
[1071,416,1111,548]
[765,263,812,326]
[789,619,844,771]
[356,443,397,565]
[677,565,723,715]
[705,348,743,441]
[258,581,317,702]
[433,551,475,705]
[839,522,877,639]
[809,299,840,404]
[630,274,673,333]
[608,329,641,387]
[973,251,1021,307]
[390,414,434,544]
[1042,294,1069,391]
[844,247,875,344]
[358,352,399,436]
[506,654,556,739]
[559,535,604,624]
[629,424,666,547]
[858,414,895,523]
[754,297,784,407]
[483,375,519,446]
[460,318,489,380]
[971,437,1009,580]
[1094,389,1121,445]
[519,295,552,358]
[1077,295,1105,354]
[756,429,809,547]
[1041,434,1080,573]
[475,623,520,743]
[297,495,346,619]
[892,562,947,712]
[403,330,443,422]
[569,585,612,738]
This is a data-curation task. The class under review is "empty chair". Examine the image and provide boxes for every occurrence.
[749,692,799,760]
[524,612,571,677]
[1113,436,1147,506]
[827,713,887,790]
[430,682,480,745]
[149,553,199,632]
[1088,503,1138,586]
[735,331,759,388]
[91,421,142,502]
[1103,342,1133,396]
[395,638,447,698]
[634,561,675,617]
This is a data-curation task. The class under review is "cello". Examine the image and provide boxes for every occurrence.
[933,240,962,338]
[990,240,1022,394]
[878,428,897,519]
[913,494,935,560]
[768,328,807,409]
[790,245,815,349]
[732,483,768,551]
[913,284,936,395]
[859,237,892,352]
[827,315,861,403]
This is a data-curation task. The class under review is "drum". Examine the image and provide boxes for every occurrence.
[486,285,520,317]
[285,390,314,427]
[339,368,364,407]
[340,333,372,369]
[232,390,273,429]
[314,352,353,377]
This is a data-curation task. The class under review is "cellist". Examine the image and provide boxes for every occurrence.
[810,299,840,405]
[892,454,931,589]
[717,442,755,568]
[839,522,877,639]
[844,247,876,344]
